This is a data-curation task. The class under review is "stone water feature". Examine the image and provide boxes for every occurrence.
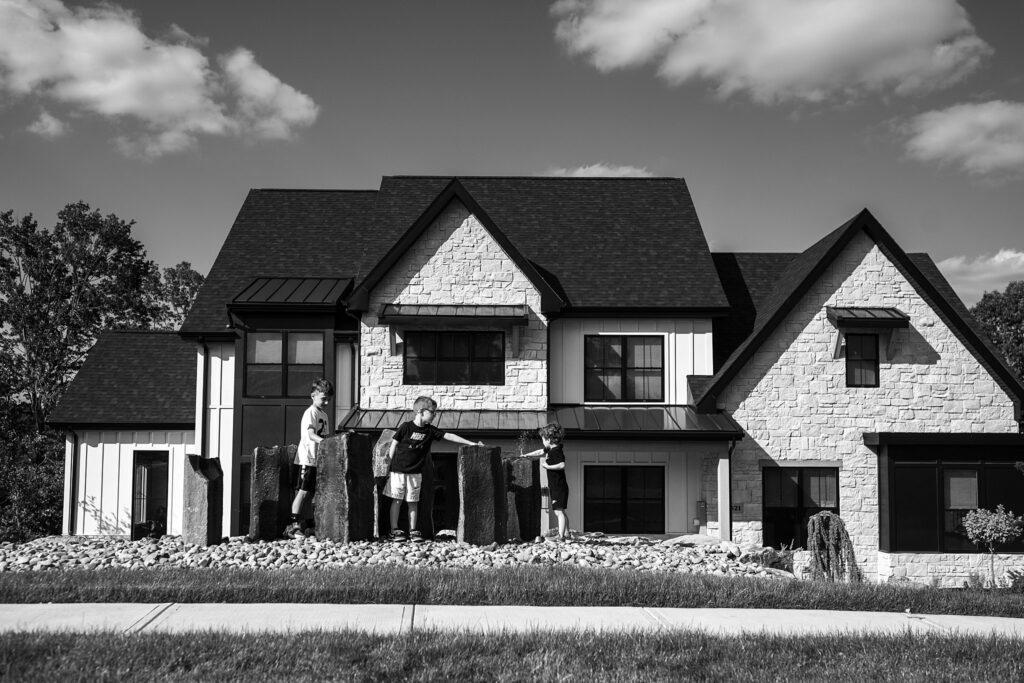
[182,455,223,547]
[249,445,296,542]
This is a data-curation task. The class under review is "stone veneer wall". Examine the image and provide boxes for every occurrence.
[879,552,1023,588]
[361,200,547,410]
[707,231,1018,580]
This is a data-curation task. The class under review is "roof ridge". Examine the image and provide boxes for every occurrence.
[383,175,684,181]
[253,188,379,193]
[103,329,184,335]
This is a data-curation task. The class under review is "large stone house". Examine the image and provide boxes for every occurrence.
[50,176,1024,584]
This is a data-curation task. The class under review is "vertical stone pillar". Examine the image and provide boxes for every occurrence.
[503,456,541,541]
[315,432,374,542]
[249,445,295,541]
[718,454,732,542]
[372,430,395,538]
[183,455,223,546]
[457,445,506,545]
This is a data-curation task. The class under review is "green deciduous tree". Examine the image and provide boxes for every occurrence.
[971,281,1024,381]
[963,505,1024,588]
[0,202,162,432]
[154,260,205,330]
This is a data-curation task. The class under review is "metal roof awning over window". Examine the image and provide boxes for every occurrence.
[339,405,743,440]
[379,304,529,324]
[826,307,909,328]
[230,277,351,311]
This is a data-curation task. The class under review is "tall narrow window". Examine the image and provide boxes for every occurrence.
[404,331,504,385]
[584,335,664,402]
[846,333,879,387]
[943,469,978,552]
[132,451,169,541]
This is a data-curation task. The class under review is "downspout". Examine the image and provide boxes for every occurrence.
[68,430,79,535]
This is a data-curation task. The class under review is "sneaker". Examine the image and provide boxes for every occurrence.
[409,530,424,543]
[282,522,302,539]
[389,529,407,542]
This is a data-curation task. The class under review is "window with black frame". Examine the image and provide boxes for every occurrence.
[245,331,324,397]
[583,465,665,534]
[403,331,504,385]
[584,335,664,402]
[762,467,839,549]
[891,461,1024,552]
[845,333,879,387]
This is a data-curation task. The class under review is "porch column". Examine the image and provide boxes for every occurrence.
[717,454,732,541]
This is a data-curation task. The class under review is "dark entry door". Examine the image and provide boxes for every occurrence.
[132,451,169,540]
[583,465,665,534]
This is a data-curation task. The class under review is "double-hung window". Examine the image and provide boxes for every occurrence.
[245,331,324,397]
[404,331,504,385]
[584,335,664,402]
[845,333,879,387]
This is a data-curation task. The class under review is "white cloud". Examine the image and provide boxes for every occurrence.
[552,0,990,104]
[937,250,1024,305]
[27,109,68,139]
[903,101,1024,178]
[221,48,319,141]
[0,0,318,157]
[546,163,654,177]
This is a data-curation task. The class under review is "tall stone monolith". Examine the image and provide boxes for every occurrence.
[249,445,295,541]
[502,456,540,542]
[183,455,223,546]
[457,445,506,545]
[315,432,374,542]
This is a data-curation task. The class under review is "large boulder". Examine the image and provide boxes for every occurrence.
[249,445,295,541]
[182,455,223,546]
[457,445,506,545]
[315,433,374,542]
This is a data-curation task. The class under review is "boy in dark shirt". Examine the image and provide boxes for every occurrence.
[385,396,483,542]
[522,422,569,540]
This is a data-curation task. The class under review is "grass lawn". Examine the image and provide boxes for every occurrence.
[2,630,1022,682]
[3,566,1024,617]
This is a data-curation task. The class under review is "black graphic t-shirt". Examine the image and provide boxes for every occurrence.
[391,420,447,474]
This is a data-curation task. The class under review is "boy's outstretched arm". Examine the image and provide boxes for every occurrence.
[443,433,484,447]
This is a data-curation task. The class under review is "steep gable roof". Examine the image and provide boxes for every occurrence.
[347,179,565,312]
[180,189,381,336]
[48,331,196,428]
[695,210,1024,419]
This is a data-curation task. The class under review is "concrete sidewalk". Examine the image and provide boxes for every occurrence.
[2,604,1024,637]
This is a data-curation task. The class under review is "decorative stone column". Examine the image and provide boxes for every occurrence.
[372,430,394,538]
[249,445,295,541]
[457,445,506,545]
[315,432,374,542]
[503,456,540,541]
[183,455,223,546]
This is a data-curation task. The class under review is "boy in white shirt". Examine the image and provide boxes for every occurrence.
[284,378,333,539]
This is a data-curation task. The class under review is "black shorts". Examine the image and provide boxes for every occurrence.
[290,465,317,493]
[549,482,569,511]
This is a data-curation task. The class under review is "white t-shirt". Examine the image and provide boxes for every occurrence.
[295,404,329,466]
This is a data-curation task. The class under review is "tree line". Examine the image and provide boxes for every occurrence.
[0,202,203,540]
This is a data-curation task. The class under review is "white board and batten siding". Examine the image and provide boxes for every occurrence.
[198,342,236,535]
[548,319,714,405]
[66,429,194,536]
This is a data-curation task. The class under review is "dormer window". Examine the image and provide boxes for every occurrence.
[826,307,908,390]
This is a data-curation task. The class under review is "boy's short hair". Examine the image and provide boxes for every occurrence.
[413,396,438,413]
[538,422,565,445]
[311,378,334,397]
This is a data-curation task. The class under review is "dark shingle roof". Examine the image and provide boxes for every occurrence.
[181,189,381,335]
[181,177,728,334]
[48,331,196,428]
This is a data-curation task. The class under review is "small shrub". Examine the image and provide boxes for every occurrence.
[806,511,861,583]
[963,505,1024,588]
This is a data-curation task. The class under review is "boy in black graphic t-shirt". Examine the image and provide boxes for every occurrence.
[384,396,483,542]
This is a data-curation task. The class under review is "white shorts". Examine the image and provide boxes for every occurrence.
[384,472,422,502]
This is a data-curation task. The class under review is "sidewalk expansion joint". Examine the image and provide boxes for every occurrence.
[406,603,417,634]
[124,602,175,634]
[642,607,671,629]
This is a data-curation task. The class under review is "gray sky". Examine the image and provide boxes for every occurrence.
[1,0,1023,305]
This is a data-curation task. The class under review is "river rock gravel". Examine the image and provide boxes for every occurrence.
[0,533,797,579]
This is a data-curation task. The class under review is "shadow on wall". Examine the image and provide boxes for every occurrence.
[79,496,128,535]
[888,325,940,366]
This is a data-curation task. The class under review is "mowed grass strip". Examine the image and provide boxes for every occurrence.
[2,630,1023,682]
[3,566,1024,616]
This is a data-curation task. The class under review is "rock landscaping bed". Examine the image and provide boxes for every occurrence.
[0,533,796,578]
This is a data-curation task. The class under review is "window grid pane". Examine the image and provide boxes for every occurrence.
[584,335,664,402]
[404,331,504,385]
